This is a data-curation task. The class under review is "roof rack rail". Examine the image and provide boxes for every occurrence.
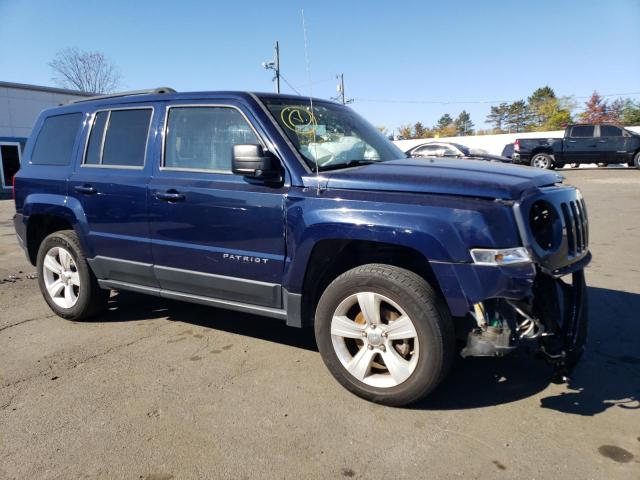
[66,87,177,104]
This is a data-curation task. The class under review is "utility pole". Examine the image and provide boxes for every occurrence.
[274,41,280,94]
[262,41,281,94]
[334,73,352,104]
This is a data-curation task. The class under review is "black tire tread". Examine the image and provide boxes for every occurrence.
[315,263,455,406]
[36,230,108,321]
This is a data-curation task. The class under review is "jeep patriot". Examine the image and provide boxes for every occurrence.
[13,88,590,405]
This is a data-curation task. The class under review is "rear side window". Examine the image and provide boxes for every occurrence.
[31,113,83,165]
[570,125,595,138]
[600,125,622,137]
[84,108,152,167]
[164,107,259,171]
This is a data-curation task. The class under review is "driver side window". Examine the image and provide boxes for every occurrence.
[164,106,259,172]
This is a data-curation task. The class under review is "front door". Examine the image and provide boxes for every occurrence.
[564,125,598,163]
[148,102,287,308]
[597,124,626,164]
[68,105,158,286]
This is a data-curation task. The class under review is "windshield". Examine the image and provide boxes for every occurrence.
[260,97,406,171]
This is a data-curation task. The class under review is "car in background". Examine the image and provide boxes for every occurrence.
[406,142,511,162]
[501,143,514,159]
[513,124,640,169]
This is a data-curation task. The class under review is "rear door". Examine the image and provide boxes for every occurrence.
[564,125,597,163]
[597,124,626,164]
[147,101,288,307]
[68,105,159,287]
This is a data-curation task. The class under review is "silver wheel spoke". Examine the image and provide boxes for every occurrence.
[59,249,72,270]
[68,272,80,286]
[382,347,413,384]
[385,315,417,340]
[64,285,76,306]
[47,279,65,297]
[331,315,364,339]
[357,292,381,324]
[43,254,63,274]
[346,346,376,381]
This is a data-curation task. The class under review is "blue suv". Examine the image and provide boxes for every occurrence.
[13,88,590,405]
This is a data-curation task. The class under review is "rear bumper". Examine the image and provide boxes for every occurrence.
[511,152,530,165]
[13,213,28,258]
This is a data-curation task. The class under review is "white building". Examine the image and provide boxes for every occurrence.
[0,81,92,192]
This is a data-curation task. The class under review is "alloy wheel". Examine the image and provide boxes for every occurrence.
[42,247,80,309]
[330,292,420,388]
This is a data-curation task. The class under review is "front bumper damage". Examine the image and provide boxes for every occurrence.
[460,262,589,379]
[434,185,591,380]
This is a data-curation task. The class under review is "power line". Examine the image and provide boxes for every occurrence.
[352,91,640,106]
[279,73,302,95]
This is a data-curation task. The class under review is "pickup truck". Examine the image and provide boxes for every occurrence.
[513,123,640,169]
[13,88,590,406]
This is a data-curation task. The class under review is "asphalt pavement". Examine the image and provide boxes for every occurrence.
[1,169,639,479]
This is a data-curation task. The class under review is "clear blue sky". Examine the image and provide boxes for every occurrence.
[1,0,638,131]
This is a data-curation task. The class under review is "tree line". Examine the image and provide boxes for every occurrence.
[393,86,640,140]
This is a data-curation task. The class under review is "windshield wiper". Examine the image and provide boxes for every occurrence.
[319,159,377,171]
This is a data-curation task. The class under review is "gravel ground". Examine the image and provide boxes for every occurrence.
[0,169,639,480]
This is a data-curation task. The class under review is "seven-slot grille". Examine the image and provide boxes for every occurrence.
[560,198,588,257]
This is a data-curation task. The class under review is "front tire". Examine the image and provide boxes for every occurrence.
[37,230,109,321]
[630,151,640,169]
[597,162,607,168]
[314,264,454,406]
[531,153,553,169]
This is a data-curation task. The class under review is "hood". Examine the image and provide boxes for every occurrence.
[316,158,562,200]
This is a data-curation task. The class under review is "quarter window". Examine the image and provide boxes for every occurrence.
[84,109,152,167]
[570,125,595,138]
[31,113,83,165]
[164,107,259,171]
[600,125,622,137]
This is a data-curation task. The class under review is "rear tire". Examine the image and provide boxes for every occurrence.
[597,163,607,168]
[631,151,640,169]
[570,163,580,169]
[36,230,109,321]
[314,264,454,406]
[531,153,553,169]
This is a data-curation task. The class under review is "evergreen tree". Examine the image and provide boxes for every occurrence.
[436,114,453,131]
[505,101,530,132]
[413,122,428,138]
[486,103,509,132]
[454,111,474,136]
[528,86,557,128]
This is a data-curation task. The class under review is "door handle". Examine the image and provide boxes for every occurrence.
[155,190,185,202]
[568,140,577,143]
[598,140,607,143]
[74,185,97,195]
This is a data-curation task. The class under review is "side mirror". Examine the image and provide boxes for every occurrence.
[232,144,281,181]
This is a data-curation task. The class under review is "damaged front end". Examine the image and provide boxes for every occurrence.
[459,185,591,380]
[461,267,588,379]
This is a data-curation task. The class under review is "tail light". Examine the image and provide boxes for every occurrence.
[514,139,520,152]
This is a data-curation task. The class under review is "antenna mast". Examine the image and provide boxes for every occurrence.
[301,9,320,190]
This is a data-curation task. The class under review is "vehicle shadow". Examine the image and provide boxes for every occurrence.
[100,290,318,352]
[99,286,639,413]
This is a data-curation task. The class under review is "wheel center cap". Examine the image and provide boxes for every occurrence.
[367,331,383,347]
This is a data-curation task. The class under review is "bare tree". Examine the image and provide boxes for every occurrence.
[49,48,121,94]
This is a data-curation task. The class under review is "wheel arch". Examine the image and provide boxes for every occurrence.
[22,194,90,265]
[298,239,446,328]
